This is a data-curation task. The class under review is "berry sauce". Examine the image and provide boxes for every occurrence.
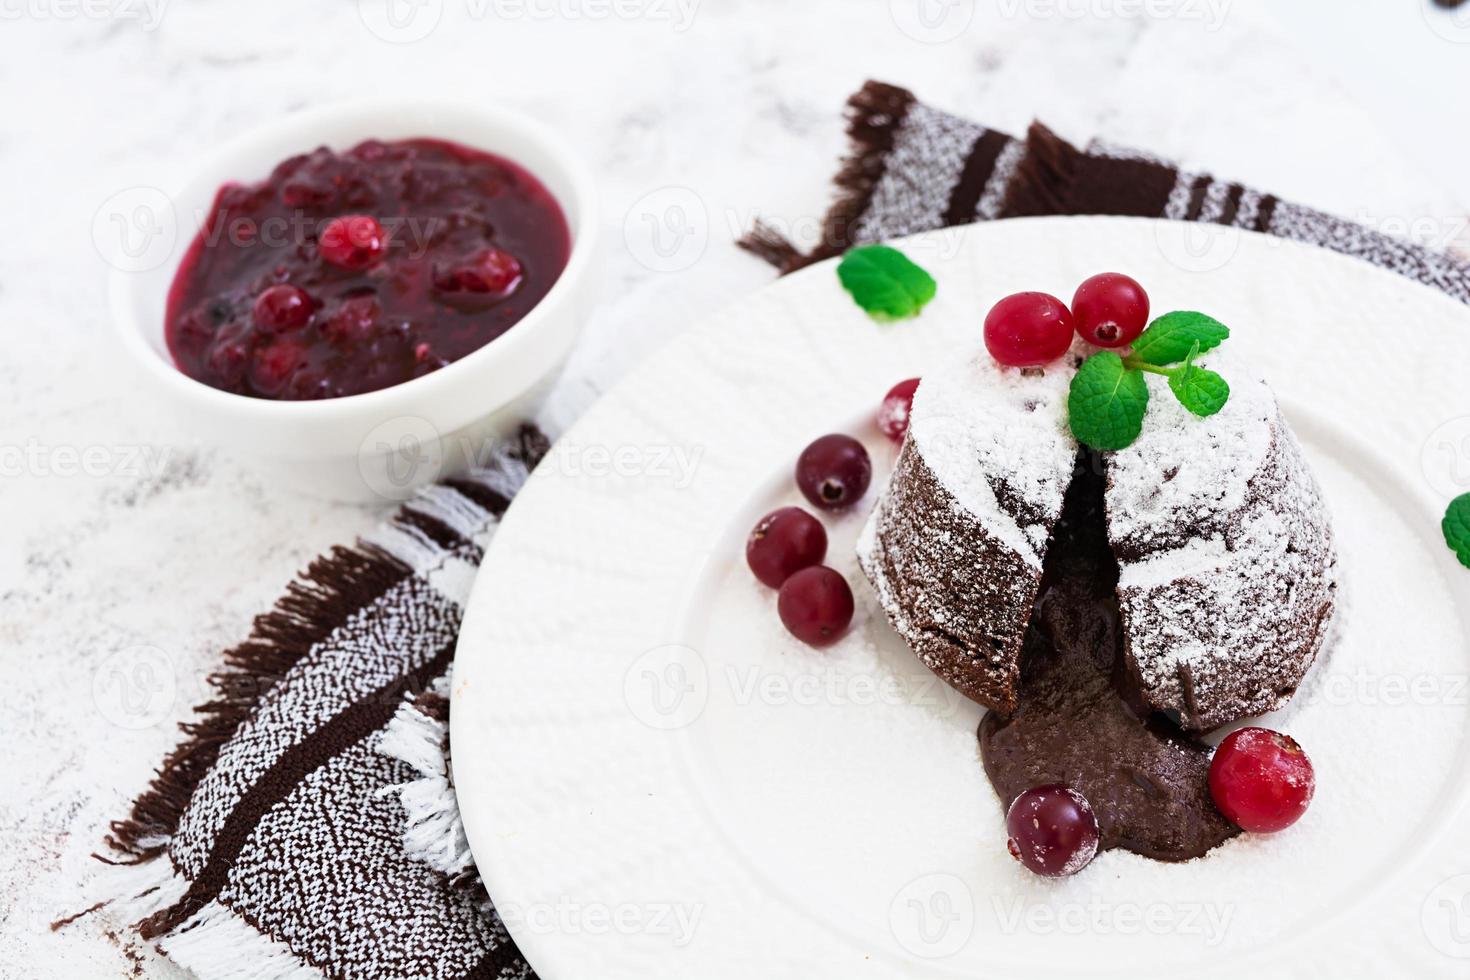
[165,138,572,400]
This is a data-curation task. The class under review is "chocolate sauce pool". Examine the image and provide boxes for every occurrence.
[978,453,1239,861]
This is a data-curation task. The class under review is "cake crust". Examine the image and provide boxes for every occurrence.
[859,440,1042,713]
[858,347,1079,714]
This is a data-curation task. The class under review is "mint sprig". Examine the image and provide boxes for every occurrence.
[1445,494,1470,570]
[1068,352,1150,450]
[837,245,936,321]
[1129,311,1229,366]
[1164,341,1231,417]
[1068,313,1233,450]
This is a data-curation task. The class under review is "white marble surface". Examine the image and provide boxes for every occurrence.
[1,2,1466,976]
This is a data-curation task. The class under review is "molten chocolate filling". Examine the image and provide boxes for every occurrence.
[979,452,1239,861]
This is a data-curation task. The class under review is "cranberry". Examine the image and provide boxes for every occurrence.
[435,247,524,296]
[796,435,872,511]
[747,507,827,588]
[205,340,250,387]
[777,566,854,647]
[1208,727,1315,833]
[1071,273,1150,348]
[1005,785,1100,877]
[320,296,381,344]
[877,378,921,443]
[983,292,1075,367]
[252,284,313,333]
[319,215,388,270]
[171,310,215,353]
[249,341,306,396]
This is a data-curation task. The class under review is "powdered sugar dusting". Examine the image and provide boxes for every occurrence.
[1114,401,1338,730]
[1105,344,1275,553]
[909,348,1078,567]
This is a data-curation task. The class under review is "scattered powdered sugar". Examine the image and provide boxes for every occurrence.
[909,347,1078,567]
[1105,344,1276,553]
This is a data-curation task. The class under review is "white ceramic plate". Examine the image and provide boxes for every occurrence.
[451,217,1470,980]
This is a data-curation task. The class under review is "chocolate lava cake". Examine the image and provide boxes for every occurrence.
[857,343,1338,733]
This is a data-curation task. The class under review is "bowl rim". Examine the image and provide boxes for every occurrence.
[108,97,599,424]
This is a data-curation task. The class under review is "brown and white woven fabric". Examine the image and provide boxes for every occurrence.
[85,81,1470,980]
[740,81,1470,305]
[92,427,548,980]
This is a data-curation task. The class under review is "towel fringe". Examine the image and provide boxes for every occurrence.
[102,543,413,865]
[738,79,916,273]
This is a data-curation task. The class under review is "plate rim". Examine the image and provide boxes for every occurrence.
[451,214,1470,979]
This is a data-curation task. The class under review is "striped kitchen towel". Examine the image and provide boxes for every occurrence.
[86,427,548,980]
[740,81,1470,304]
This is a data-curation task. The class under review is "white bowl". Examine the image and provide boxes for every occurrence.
[108,99,599,503]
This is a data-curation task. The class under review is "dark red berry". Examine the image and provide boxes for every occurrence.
[435,247,523,296]
[877,378,921,443]
[777,566,854,647]
[249,341,306,396]
[983,292,1075,367]
[319,215,388,270]
[796,435,872,511]
[1072,273,1149,349]
[319,296,380,344]
[252,284,313,333]
[1005,785,1100,877]
[1208,727,1315,833]
[205,340,250,387]
[747,507,827,588]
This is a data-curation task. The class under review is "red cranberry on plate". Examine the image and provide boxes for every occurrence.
[1071,273,1149,349]
[319,214,388,270]
[747,507,827,589]
[1005,784,1100,877]
[877,378,921,443]
[983,291,1075,367]
[777,566,854,647]
[1208,727,1315,833]
[796,434,872,511]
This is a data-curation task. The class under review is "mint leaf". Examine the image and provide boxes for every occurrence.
[1445,494,1470,569]
[1166,341,1231,416]
[836,245,937,321]
[1130,311,1230,366]
[1068,352,1150,450]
